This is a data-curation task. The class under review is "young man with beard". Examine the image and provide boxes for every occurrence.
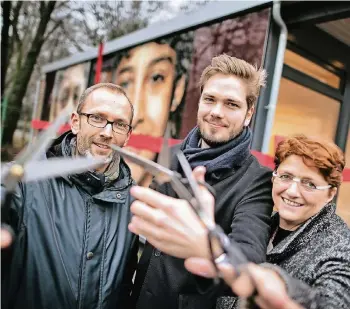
[130,54,274,309]
[2,83,138,309]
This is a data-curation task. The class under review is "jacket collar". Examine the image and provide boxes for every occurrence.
[267,203,336,257]
[46,131,133,202]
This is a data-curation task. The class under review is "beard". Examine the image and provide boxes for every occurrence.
[76,135,114,164]
[198,117,245,148]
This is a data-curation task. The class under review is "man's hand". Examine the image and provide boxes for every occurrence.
[1,227,13,249]
[128,166,215,259]
[185,258,304,309]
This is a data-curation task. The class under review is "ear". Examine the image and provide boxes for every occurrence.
[327,187,337,203]
[244,105,255,127]
[170,75,186,112]
[71,112,80,134]
[122,129,132,147]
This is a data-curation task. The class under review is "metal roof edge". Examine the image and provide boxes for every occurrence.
[43,0,271,73]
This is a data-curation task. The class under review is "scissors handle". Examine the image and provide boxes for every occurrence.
[209,225,248,270]
[209,226,259,307]
[180,178,216,198]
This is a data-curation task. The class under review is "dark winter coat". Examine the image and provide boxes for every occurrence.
[131,143,274,309]
[2,132,138,309]
[218,203,350,309]
[266,203,350,309]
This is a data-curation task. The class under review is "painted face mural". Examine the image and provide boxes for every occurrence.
[49,63,90,121]
[114,36,194,185]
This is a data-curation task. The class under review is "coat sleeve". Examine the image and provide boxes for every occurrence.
[228,168,273,264]
[193,168,273,297]
[257,259,350,309]
[2,182,26,234]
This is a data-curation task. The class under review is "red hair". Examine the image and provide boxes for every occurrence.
[274,135,345,187]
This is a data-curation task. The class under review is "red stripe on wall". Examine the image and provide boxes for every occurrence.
[94,42,104,84]
[31,119,70,133]
[31,119,350,181]
[128,134,182,153]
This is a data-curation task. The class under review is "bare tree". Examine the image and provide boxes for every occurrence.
[1,1,12,98]
[1,1,165,150]
[1,0,208,154]
[2,1,58,147]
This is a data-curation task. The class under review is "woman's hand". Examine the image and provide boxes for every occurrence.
[185,258,304,309]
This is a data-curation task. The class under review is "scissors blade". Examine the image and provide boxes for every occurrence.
[22,157,105,182]
[157,124,171,169]
[15,103,73,166]
[176,151,213,226]
[1,163,10,183]
[110,144,176,184]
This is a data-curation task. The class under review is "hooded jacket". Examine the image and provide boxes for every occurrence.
[2,131,138,309]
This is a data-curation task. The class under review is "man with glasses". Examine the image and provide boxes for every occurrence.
[3,83,138,309]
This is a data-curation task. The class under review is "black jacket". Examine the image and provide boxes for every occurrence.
[218,203,350,309]
[2,132,138,309]
[132,144,273,309]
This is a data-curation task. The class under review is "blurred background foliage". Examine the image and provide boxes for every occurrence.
[0,0,209,160]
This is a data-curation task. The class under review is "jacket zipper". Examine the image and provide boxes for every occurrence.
[77,199,91,309]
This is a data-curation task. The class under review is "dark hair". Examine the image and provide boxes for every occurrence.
[77,83,134,125]
[113,32,194,137]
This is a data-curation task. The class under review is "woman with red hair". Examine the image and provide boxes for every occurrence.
[186,135,350,309]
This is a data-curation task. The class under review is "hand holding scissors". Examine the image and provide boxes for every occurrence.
[1,104,104,242]
[110,131,248,280]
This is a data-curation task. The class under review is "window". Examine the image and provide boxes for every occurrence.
[269,78,340,155]
[284,49,340,88]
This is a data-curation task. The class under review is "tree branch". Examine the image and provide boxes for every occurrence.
[7,1,23,67]
[54,1,70,11]
[61,24,85,52]
[1,1,11,97]
[44,19,63,41]
[12,1,23,25]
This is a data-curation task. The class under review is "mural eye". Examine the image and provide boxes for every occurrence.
[151,74,165,83]
[73,87,80,102]
[120,81,130,89]
[60,89,69,103]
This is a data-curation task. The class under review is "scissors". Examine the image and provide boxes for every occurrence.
[111,130,259,304]
[109,126,249,280]
[1,104,104,237]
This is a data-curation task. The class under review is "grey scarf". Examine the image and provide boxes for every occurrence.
[67,135,121,183]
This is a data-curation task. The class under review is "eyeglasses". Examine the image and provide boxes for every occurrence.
[79,113,132,135]
[272,171,332,192]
